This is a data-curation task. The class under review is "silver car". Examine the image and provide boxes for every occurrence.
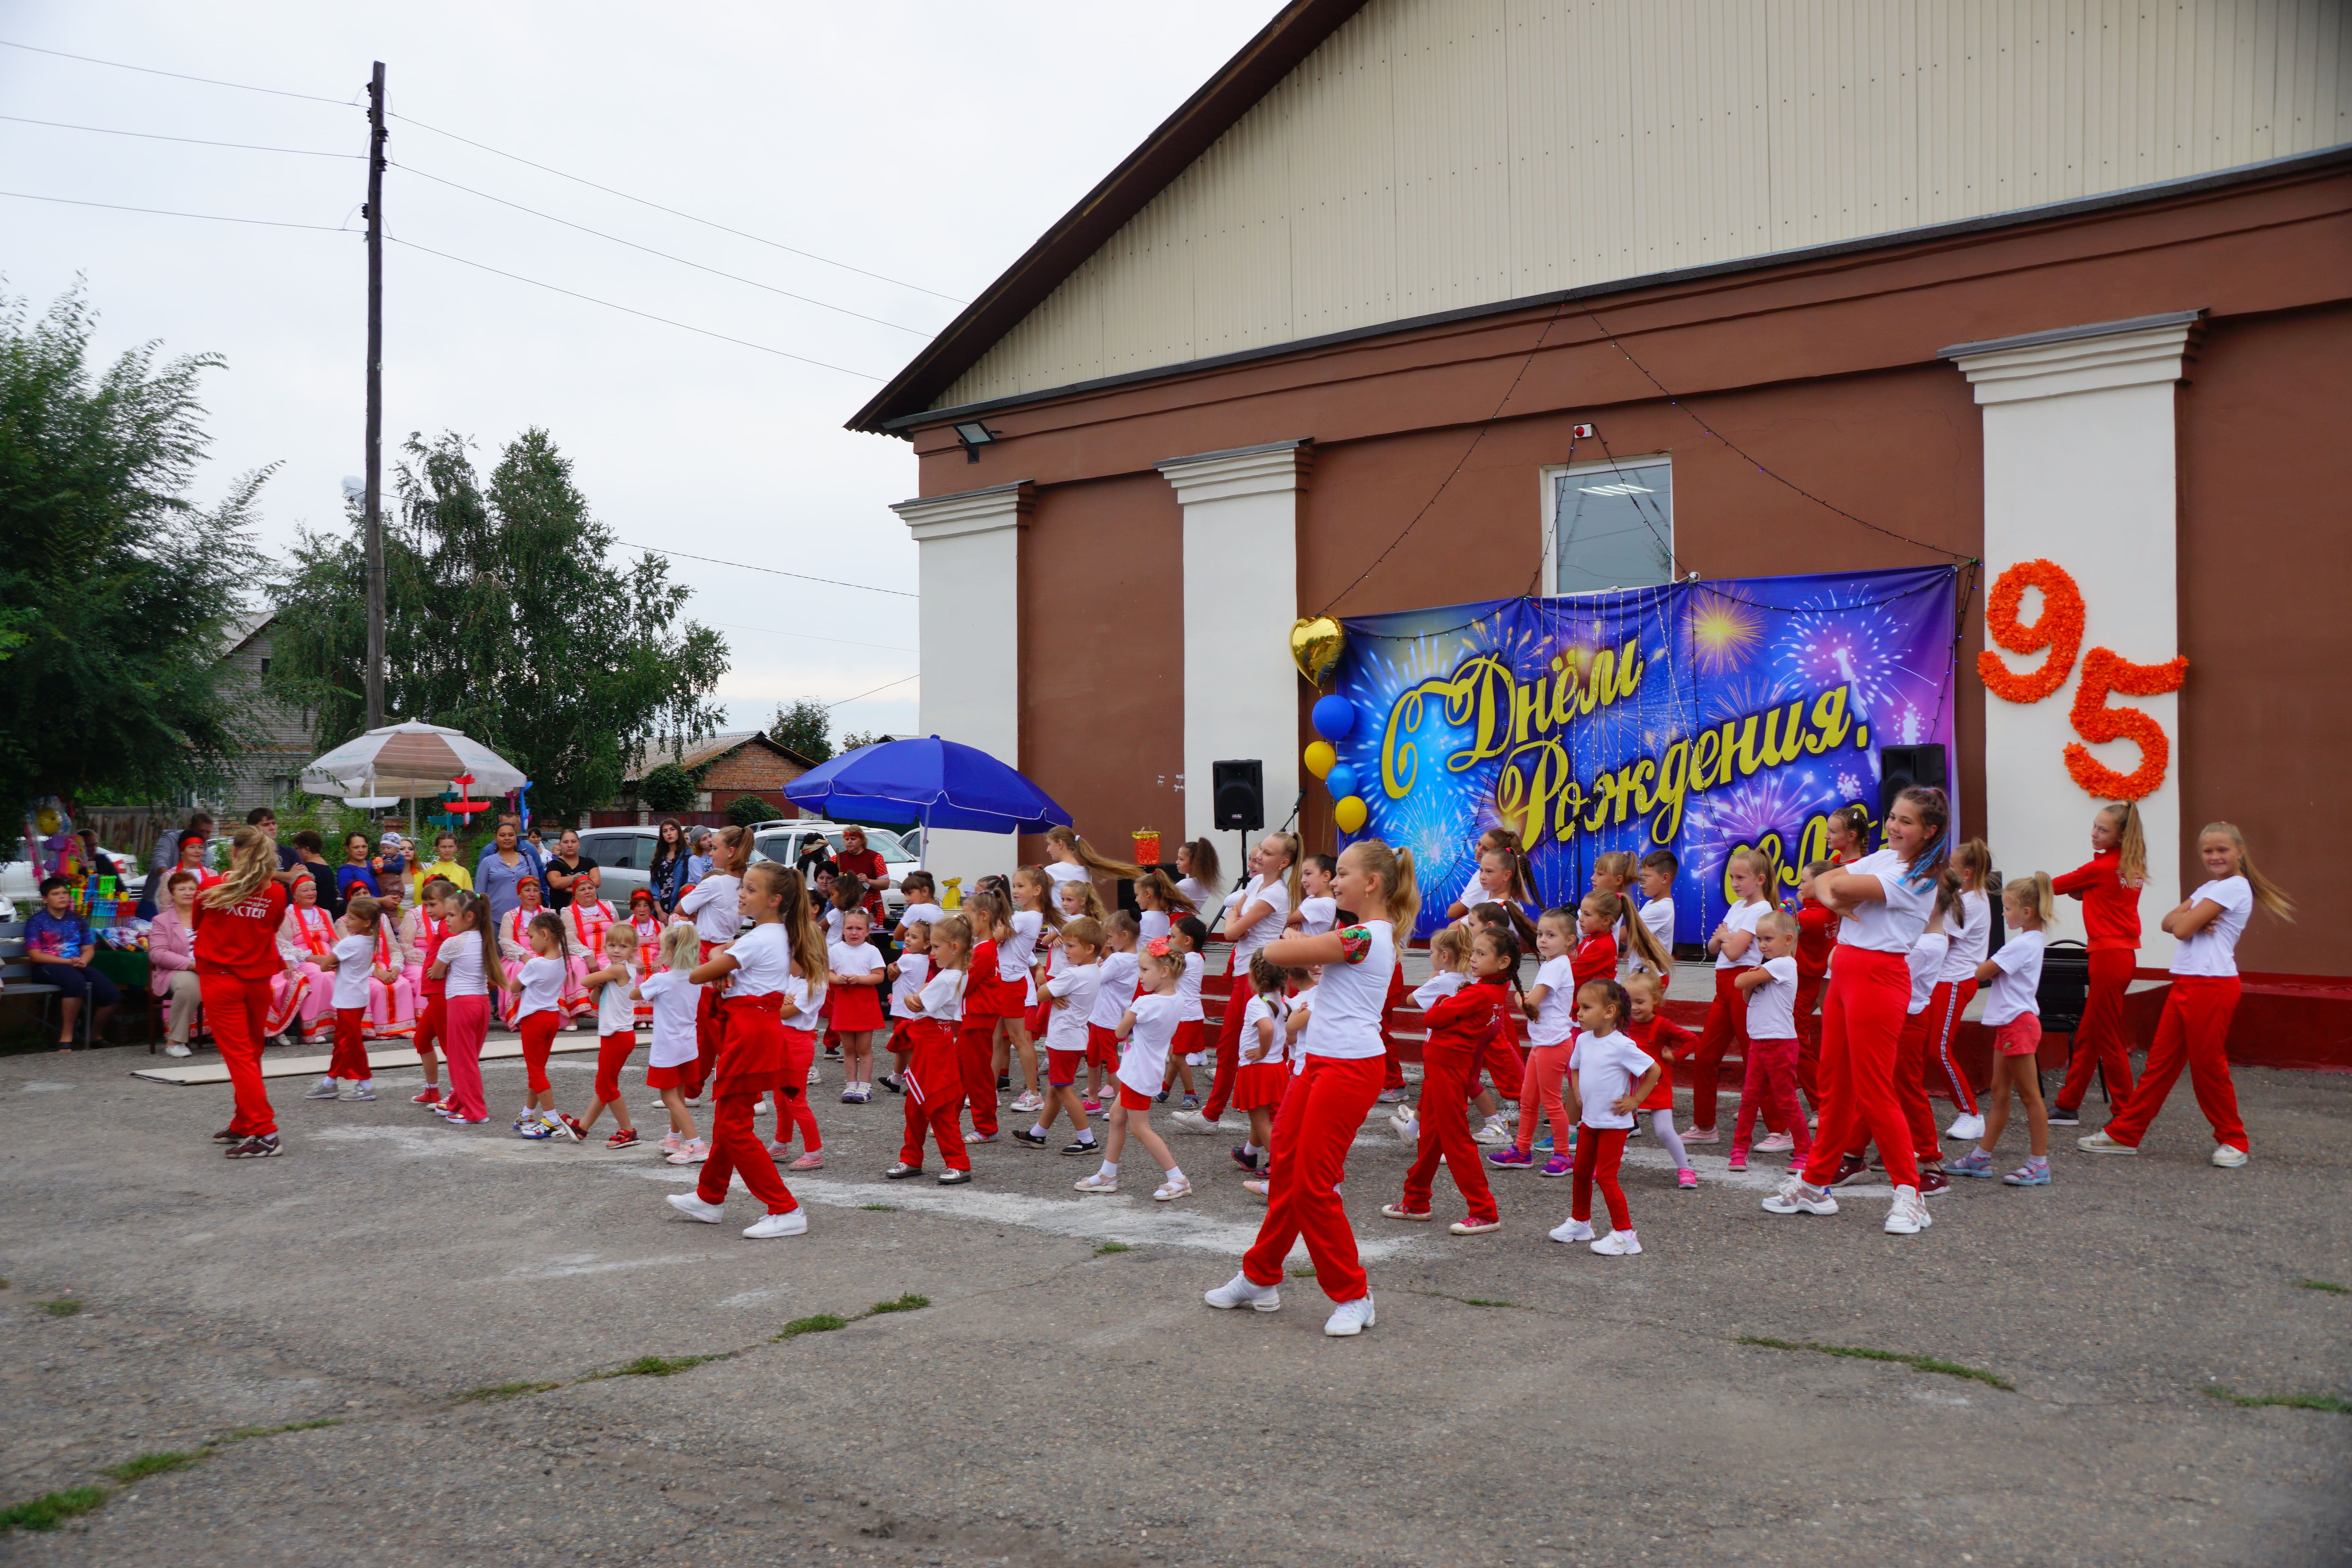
[749,822,917,919]
[572,826,667,906]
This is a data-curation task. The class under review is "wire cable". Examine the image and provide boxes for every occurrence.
[826,673,918,709]
[392,160,934,336]
[0,111,361,158]
[0,187,353,232]
[699,618,915,655]
[615,540,915,598]
[0,38,358,105]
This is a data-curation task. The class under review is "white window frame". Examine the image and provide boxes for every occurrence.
[1537,452,1676,596]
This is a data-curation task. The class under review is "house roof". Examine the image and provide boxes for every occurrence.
[626,730,820,781]
[844,0,1368,435]
[218,610,274,660]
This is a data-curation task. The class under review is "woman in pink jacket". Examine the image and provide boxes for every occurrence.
[148,869,205,1056]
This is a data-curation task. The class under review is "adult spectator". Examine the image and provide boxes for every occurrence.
[285,831,343,917]
[336,831,381,902]
[165,830,215,889]
[149,869,203,1056]
[247,806,307,891]
[26,875,119,1049]
[647,818,689,913]
[139,811,214,917]
[410,829,472,900]
[795,833,836,884]
[474,813,545,924]
[833,825,891,923]
[543,828,593,911]
[684,827,714,888]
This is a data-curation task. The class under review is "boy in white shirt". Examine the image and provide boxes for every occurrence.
[881,919,932,1095]
[1730,913,1811,1173]
[1018,917,1104,1155]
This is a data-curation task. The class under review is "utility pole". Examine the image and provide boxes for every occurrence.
[363,60,387,733]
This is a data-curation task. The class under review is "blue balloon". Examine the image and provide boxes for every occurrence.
[1323,762,1359,802]
[1311,694,1356,741]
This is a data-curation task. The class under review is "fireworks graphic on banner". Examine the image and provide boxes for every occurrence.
[1688,592,1765,673]
[1780,595,1905,717]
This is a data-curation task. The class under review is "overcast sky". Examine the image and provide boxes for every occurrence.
[1,2,1274,743]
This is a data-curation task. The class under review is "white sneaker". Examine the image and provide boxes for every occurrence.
[1548,1217,1596,1243]
[1152,1175,1193,1202]
[2210,1144,2250,1169]
[1755,1131,1795,1152]
[1761,1177,1839,1216]
[2077,1131,2138,1156]
[1883,1185,1928,1234]
[1471,1119,1510,1146]
[1010,1091,1043,1113]
[1390,1109,1419,1145]
[1590,1230,1642,1256]
[666,1192,725,1224]
[1945,1112,1986,1142]
[1203,1272,1281,1312]
[164,1042,191,1058]
[743,1209,808,1239]
[1168,1109,1216,1135]
[1323,1294,1376,1337]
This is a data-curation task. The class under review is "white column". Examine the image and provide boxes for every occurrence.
[1945,312,2198,962]
[891,480,1032,893]
[1158,441,1312,852]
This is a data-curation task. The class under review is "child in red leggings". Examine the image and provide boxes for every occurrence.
[889,915,974,1184]
[1386,927,1519,1234]
[1550,979,1662,1257]
[768,973,826,1170]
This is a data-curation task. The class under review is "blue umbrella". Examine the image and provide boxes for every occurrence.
[783,735,1073,835]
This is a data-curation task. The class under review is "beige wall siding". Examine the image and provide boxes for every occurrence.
[937,0,2350,409]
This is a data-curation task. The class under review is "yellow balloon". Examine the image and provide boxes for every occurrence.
[1303,740,1336,780]
[1332,795,1368,835]
[1289,615,1347,687]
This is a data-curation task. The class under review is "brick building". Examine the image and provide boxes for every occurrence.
[610,731,818,822]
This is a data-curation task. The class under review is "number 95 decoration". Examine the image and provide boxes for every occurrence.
[1978,558,2187,801]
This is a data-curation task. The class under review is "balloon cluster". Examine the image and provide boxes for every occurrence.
[1303,695,1367,836]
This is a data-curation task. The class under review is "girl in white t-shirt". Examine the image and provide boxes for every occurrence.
[1550,979,1664,1257]
[1286,853,1339,938]
[1084,912,1140,1112]
[1690,848,1773,1143]
[573,923,643,1149]
[425,891,501,1125]
[1020,916,1104,1156]
[1131,871,1192,954]
[888,915,974,1183]
[882,918,932,1094]
[1160,917,1211,1105]
[1075,939,1191,1201]
[1929,839,1994,1138]
[998,867,1055,1112]
[1172,835,1222,913]
[633,924,703,1159]
[1950,874,2053,1185]
[2085,822,2295,1167]
[826,909,887,1104]
[507,913,577,1141]
[894,871,945,947]
[1630,850,1679,976]
[1229,950,1301,1172]
[1174,832,1299,1136]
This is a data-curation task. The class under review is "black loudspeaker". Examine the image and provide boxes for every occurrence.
[2038,938,2091,1034]
[1212,760,1265,832]
[1878,743,1948,822]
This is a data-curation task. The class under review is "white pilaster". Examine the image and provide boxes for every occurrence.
[1945,312,2198,962]
[891,480,1032,892]
[1158,441,1312,852]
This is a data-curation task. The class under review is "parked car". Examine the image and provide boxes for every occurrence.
[571,826,664,907]
[748,821,918,919]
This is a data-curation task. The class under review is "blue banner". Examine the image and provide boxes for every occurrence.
[1332,567,1959,942]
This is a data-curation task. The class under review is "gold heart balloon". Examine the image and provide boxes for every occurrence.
[1289,615,1346,688]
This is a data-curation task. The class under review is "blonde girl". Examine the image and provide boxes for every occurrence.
[826,907,887,1103]
[1020,915,1104,1154]
[891,913,975,1183]
[1174,832,1299,1136]
[1131,870,1194,949]
[1949,874,2054,1184]
[1084,910,1141,1108]
[1207,838,1417,1336]
[1076,938,1191,1202]
[2047,804,2146,1127]
[882,918,932,1093]
[1930,839,1994,1138]
[1492,907,1582,1174]
[1231,949,1303,1171]
[576,922,643,1147]
[1391,922,1474,1147]
[192,826,294,1156]
[1688,847,1774,1142]
[633,922,705,1159]
[1043,826,1142,894]
[427,889,504,1126]
[1173,837,1223,910]
[2083,823,2292,1167]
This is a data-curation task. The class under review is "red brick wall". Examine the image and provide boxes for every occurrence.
[702,745,808,818]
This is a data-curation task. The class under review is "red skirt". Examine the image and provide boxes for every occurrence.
[831,983,885,1031]
[1232,1060,1290,1111]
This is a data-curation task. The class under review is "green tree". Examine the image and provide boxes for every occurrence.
[726,793,771,829]
[838,729,889,752]
[267,428,728,822]
[769,697,833,763]
[0,287,265,808]
[638,761,697,813]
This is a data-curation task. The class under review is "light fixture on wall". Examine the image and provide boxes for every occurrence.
[953,421,999,463]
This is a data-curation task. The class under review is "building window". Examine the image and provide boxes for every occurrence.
[1542,454,1674,595]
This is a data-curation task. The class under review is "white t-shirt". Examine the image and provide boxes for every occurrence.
[782,973,824,1033]
[1045,861,1089,888]
[1938,889,1991,983]
[998,910,1042,982]
[1745,954,1800,1039]
[1297,894,1338,936]
[2171,876,2254,978]
[439,929,487,997]
[1175,875,1216,910]
[830,939,884,997]
[516,955,568,1018]
[822,906,845,946]
[723,922,793,999]
[897,900,945,937]
[1299,920,1394,1061]
[1412,969,1467,1010]
[1835,848,1937,953]
[1634,895,1676,972]
[1089,950,1139,1029]
[1287,984,1318,1074]
[1527,954,1579,1047]
[1571,1028,1657,1130]
[1119,991,1182,1096]
[1906,932,1949,1014]
[916,967,965,1024]
[638,969,699,1068]
[1175,949,1205,1022]
[1227,874,1293,964]
[330,932,377,1009]
[1240,990,1291,1065]
[1452,868,1485,913]
[1044,962,1100,1053]
[889,951,930,1019]
[1138,909,1171,947]
[679,874,741,944]
[1714,899,1768,969]
[1982,927,2046,1025]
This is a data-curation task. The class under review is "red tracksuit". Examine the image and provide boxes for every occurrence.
[413,911,448,1065]
[771,1025,821,1152]
[2102,976,2246,1152]
[689,939,722,1098]
[1399,976,1510,1224]
[329,1006,371,1082]
[1793,898,1835,1111]
[899,1016,971,1171]
[1201,956,1254,1122]
[2051,849,2142,1113]
[1846,1004,1939,1165]
[958,938,1002,1138]
[1800,948,1920,1190]
[699,995,795,1215]
[1691,966,1753,1132]
[192,880,290,1139]
[1922,976,1979,1115]
[1379,963,1409,1091]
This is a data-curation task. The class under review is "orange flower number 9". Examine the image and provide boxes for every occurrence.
[1977,559,2085,703]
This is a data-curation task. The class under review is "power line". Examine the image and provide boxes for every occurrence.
[388,236,886,380]
[388,111,967,305]
[701,618,915,655]
[0,187,353,232]
[0,111,361,158]
[616,539,916,598]
[392,159,935,336]
[0,38,357,105]
[826,673,919,709]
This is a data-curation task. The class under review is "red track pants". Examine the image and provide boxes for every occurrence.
[200,972,278,1138]
[1243,1053,1384,1303]
[898,1021,971,1170]
[690,980,721,1098]
[1201,967,1253,1121]
[414,990,446,1062]
[1690,969,1751,1130]
[1399,1048,1498,1224]
[2102,975,2246,1152]
[1923,978,1980,1115]
[1571,1125,1631,1229]
[518,1009,560,1094]
[1474,1013,1526,1100]
[1734,1036,1815,1161]
[769,1027,820,1152]
[329,1007,371,1081]
[1799,950,1919,1190]
[697,1090,796,1214]
[1842,1009,1936,1164]
[1379,965,1408,1090]
[1794,973,1824,1112]
[2057,950,2138,1112]
[442,994,490,1120]
[958,1019,1000,1138]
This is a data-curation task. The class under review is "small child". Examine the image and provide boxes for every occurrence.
[1285,853,1339,936]
[1730,911,1811,1173]
[1690,848,1773,1142]
[1550,979,1662,1256]
[1630,849,1679,976]
[1621,972,1698,1188]
[1018,915,1103,1154]
[1950,873,2053,1185]
[405,878,455,1105]
[507,913,581,1142]
[1391,924,1472,1146]
[305,894,393,1103]
[636,924,704,1160]
[1246,969,1319,1198]
[828,908,886,1102]
[1076,938,1191,1201]
[1494,908,1580,1174]
[889,914,973,1183]
[895,871,944,944]
[1085,911,1140,1112]
[1385,926,1519,1234]
[1160,915,1209,1107]
[575,923,642,1148]
[881,918,931,1094]
[1229,950,1303,1172]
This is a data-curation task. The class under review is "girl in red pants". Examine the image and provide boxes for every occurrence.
[1491,907,1589,1174]
[1207,837,1417,1338]
[768,970,826,1170]
[667,862,813,1238]
[405,878,455,1105]
[2048,805,2146,1127]
[1550,980,1663,1256]
[507,913,577,1140]
[956,891,1006,1144]
[193,827,291,1158]
[1767,787,1949,1236]
[1927,840,1993,1139]
[890,914,973,1183]
[428,891,501,1125]
[1173,831,1298,1135]
[1688,849,1773,1142]
[2083,822,2294,1167]
[1386,926,1518,1234]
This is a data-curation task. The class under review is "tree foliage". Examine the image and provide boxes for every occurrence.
[769,697,833,763]
[0,286,265,808]
[838,729,889,752]
[267,428,727,823]
[726,792,771,829]
[638,761,697,813]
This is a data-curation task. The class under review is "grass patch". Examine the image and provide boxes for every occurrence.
[859,1203,897,1212]
[773,1315,848,1341]
[864,1293,929,1315]
[2203,1385,2352,1414]
[1288,1266,1318,1278]
[219,1417,344,1443]
[37,1299,82,1317]
[1737,1336,2013,1390]
[1094,1242,1132,1255]
[0,1485,108,1532]
[586,1353,730,1379]
[1460,1298,1519,1309]
[451,1381,561,1404]
[101,1451,201,1483]
[2296,1279,2348,1296]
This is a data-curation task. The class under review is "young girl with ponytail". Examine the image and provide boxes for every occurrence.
[194,827,292,1158]
[2047,803,2146,1127]
[1688,849,1775,1143]
[428,891,504,1128]
[1929,841,1994,1139]
[956,890,1008,1144]
[2083,823,2294,1167]
[1044,826,1142,895]
[1385,925,1519,1235]
[1174,832,1299,1137]
[1173,837,1222,911]
[1950,873,2054,1185]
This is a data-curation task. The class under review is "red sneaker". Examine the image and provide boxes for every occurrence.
[411,1086,443,1105]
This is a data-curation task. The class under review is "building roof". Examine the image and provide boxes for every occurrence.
[625,730,820,781]
[218,610,275,660]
